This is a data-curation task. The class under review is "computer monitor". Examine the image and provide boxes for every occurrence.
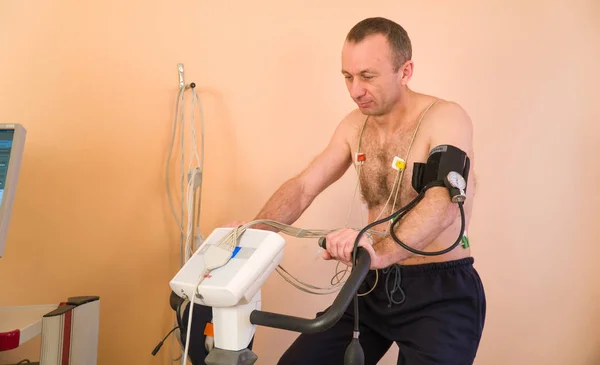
[0,124,26,258]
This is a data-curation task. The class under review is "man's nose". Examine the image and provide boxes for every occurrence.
[349,80,366,99]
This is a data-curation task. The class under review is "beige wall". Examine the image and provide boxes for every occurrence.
[1,0,599,364]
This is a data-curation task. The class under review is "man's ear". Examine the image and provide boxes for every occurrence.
[399,60,414,85]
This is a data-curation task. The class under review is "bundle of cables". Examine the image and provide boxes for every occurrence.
[162,67,207,364]
[166,81,206,269]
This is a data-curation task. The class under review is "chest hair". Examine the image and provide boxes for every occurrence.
[357,124,421,211]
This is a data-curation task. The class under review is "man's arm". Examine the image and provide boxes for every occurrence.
[372,102,474,267]
[251,118,354,231]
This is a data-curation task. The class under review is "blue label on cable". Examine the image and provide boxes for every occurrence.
[231,246,241,258]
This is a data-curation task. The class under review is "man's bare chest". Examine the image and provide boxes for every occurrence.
[351,123,429,210]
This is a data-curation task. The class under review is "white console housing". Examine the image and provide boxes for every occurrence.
[169,227,286,350]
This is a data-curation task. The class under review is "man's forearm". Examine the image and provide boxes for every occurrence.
[251,177,314,232]
[373,187,458,267]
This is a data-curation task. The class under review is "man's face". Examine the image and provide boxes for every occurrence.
[341,34,408,116]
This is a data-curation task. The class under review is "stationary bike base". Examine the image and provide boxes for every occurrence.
[205,348,258,365]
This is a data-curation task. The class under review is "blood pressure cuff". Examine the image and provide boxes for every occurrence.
[412,144,470,194]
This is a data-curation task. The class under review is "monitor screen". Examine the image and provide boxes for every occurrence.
[0,130,15,206]
[0,124,26,258]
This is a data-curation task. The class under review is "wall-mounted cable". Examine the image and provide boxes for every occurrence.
[164,64,206,365]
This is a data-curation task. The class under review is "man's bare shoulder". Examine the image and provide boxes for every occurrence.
[338,108,367,125]
[420,99,474,139]
[339,108,368,133]
[317,109,366,157]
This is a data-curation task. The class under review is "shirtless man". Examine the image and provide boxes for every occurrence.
[182,17,486,365]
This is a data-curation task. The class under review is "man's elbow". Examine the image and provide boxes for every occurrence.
[294,176,319,210]
[427,187,461,228]
[442,201,461,228]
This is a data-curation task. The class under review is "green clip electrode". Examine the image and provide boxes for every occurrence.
[461,235,470,249]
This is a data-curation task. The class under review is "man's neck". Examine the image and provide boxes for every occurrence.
[370,89,418,133]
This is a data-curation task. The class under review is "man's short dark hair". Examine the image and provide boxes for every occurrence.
[346,17,412,72]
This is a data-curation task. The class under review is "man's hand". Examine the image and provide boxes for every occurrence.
[322,228,379,268]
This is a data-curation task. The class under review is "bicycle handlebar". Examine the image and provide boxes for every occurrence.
[249,239,370,334]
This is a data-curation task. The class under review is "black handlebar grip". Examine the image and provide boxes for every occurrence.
[249,249,371,334]
[318,237,327,249]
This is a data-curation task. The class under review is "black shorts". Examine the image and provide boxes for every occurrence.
[278,257,486,365]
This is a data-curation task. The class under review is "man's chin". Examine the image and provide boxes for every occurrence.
[358,106,382,116]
